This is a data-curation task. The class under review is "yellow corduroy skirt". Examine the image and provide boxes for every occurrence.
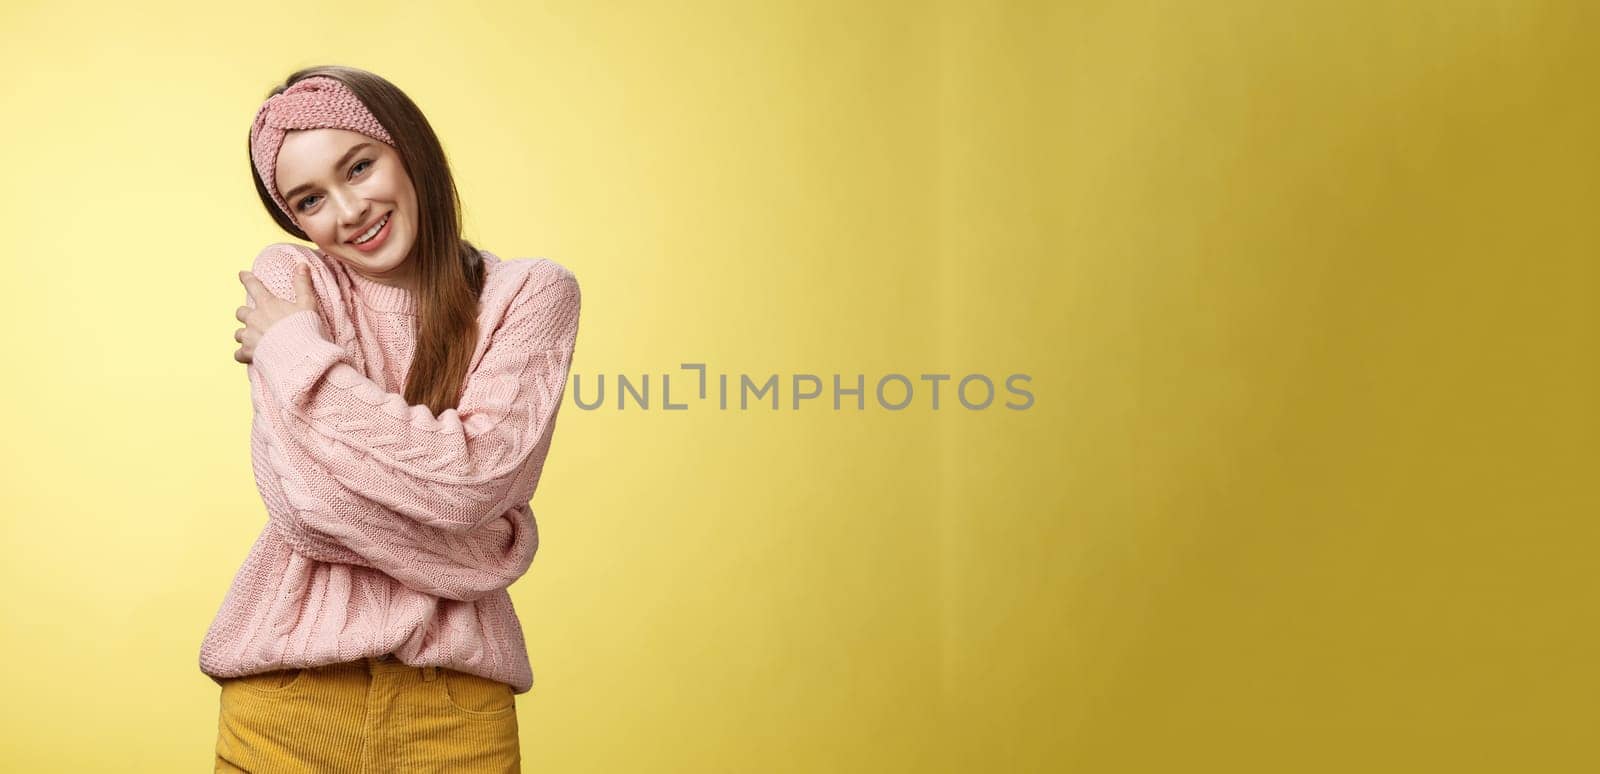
[213,654,521,773]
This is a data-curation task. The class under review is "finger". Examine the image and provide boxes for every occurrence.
[236,305,251,323]
[293,263,316,308]
[234,328,243,343]
[239,270,269,301]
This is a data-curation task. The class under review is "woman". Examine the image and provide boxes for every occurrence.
[200,65,581,772]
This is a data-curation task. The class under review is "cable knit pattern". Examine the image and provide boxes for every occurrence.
[199,242,581,694]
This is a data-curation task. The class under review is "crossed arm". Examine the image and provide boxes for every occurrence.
[240,244,581,601]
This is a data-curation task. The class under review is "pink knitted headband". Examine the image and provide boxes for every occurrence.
[249,75,395,223]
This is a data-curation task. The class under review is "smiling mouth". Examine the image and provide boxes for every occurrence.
[349,212,392,244]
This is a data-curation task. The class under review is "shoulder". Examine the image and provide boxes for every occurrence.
[477,256,581,346]
[486,256,580,314]
[251,242,320,279]
[490,256,578,294]
[248,242,330,303]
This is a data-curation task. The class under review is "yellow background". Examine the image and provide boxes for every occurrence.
[1,0,1596,771]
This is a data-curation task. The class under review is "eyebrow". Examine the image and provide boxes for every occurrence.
[282,142,375,201]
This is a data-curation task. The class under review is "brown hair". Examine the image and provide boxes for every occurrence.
[249,64,484,415]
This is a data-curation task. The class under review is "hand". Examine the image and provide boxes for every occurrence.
[234,263,317,364]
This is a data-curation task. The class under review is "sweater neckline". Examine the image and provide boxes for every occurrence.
[310,246,501,315]
[334,255,417,315]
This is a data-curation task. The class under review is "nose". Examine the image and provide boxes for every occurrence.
[332,191,371,234]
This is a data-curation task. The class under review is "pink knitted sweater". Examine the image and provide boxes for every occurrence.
[198,242,581,695]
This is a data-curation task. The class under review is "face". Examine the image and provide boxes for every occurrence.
[274,127,419,288]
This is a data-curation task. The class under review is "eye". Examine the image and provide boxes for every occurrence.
[293,159,375,212]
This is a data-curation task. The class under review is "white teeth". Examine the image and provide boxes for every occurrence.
[354,213,389,244]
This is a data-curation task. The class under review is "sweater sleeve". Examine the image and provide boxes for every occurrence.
[242,245,581,600]
[251,394,542,602]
